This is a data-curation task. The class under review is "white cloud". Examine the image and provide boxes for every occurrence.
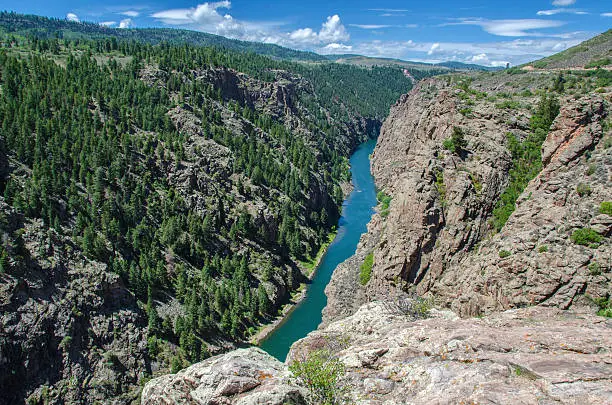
[405,24,418,28]
[66,12,79,22]
[318,15,350,43]
[368,8,410,12]
[602,13,612,17]
[100,21,117,27]
[452,18,565,37]
[119,18,133,29]
[537,8,587,15]
[120,11,140,17]
[349,24,392,29]
[151,1,231,25]
[428,43,440,55]
[319,43,353,53]
[552,0,576,5]
[151,2,348,48]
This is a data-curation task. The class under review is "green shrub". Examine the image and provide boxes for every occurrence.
[599,201,612,216]
[59,336,72,350]
[570,228,602,246]
[593,297,612,318]
[459,107,473,117]
[491,93,560,231]
[359,252,374,285]
[576,183,592,197]
[499,250,511,258]
[538,245,548,253]
[586,163,597,176]
[588,262,601,276]
[442,126,468,154]
[496,100,521,110]
[289,349,346,405]
[376,191,392,217]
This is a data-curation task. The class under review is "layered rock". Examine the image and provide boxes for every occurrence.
[142,348,306,405]
[292,301,612,404]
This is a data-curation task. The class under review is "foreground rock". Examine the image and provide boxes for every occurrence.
[141,348,307,405]
[292,301,612,404]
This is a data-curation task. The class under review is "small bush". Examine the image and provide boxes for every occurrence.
[570,228,602,246]
[593,297,612,318]
[499,250,511,258]
[600,201,612,216]
[376,191,392,218]
[59,336,72,350]
[576,183,592,197]
[538,245,548,253]
[442,126,468,154]
[289,349,346,405]
[588,262,601,276]
[586,163,597,176]
[359,252,374,285]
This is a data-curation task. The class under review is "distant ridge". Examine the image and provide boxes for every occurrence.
[0,11,498,70]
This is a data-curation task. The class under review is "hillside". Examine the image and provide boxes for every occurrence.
[529,28,612,69]
[0,11,327,62]
[0,17,421,403]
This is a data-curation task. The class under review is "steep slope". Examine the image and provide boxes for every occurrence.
[528,29,612,69]
[0,26,414,403]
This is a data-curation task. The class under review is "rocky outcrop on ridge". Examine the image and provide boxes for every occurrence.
[142,348,306,405]
[292,301,612,404]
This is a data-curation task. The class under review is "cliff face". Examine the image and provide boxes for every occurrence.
[323,73,610,322]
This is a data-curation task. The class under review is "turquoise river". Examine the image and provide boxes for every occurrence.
[260,139,378,361]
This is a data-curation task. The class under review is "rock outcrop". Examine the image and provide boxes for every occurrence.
[293,301,612,404]
[324,73,610,320]
[142,348,307,405]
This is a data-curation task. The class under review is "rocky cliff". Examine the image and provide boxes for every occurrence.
[325,71,610,322]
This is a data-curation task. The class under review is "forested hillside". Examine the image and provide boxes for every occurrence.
[0,14,427,403]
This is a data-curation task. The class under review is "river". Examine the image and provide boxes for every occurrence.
[259,139,378,361]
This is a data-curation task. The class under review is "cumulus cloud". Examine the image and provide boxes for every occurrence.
[537,8,587,15]
[152,2,349,49]
[552,0,576,5]
[119,18,133,29]
[428,43,440,55]
[100,21,117,27]
[66,12,79,22]
[452,18,565,37]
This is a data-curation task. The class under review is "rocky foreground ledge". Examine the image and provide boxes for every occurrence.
[142,301,611,404]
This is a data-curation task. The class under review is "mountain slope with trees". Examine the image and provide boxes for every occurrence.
[0,14,435,403]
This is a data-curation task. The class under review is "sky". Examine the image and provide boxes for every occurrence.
[2,0,611,66]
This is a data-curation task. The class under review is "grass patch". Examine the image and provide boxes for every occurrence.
[599,201,612,216]
[570,228,602,247]
[499,250,511,258]
[359,252,374,285]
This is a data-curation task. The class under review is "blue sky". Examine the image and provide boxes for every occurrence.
[2,0,611,66]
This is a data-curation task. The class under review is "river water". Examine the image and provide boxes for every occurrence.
[259,139,378,361]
